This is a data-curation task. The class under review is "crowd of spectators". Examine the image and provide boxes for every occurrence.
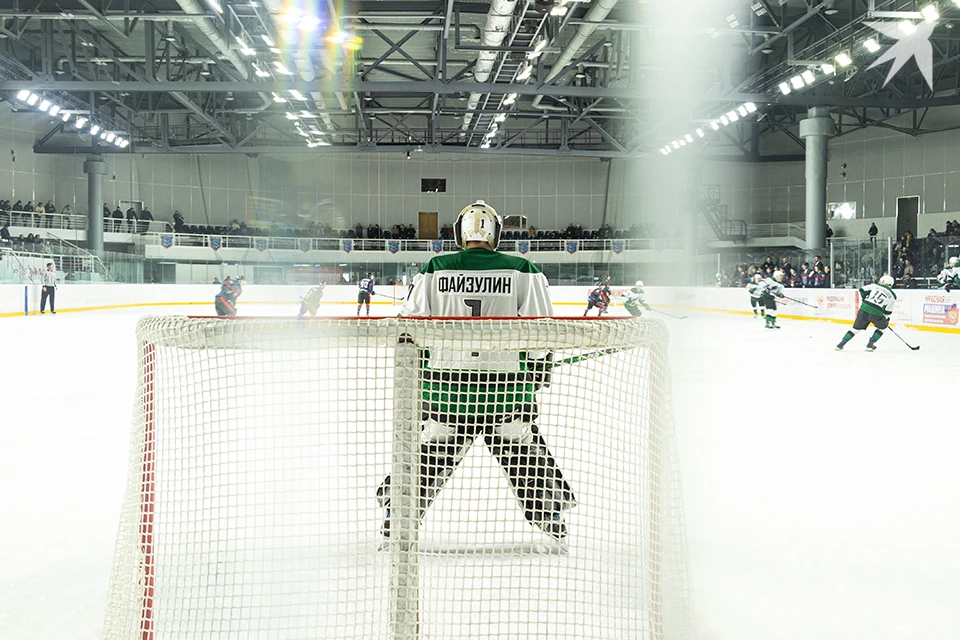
[0,223,46,252]
[101,203,155,233]
[0,198,68,228]
[720,255,835,288]
[890,220,960,286]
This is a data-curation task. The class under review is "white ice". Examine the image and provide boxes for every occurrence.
[1,303,958,640]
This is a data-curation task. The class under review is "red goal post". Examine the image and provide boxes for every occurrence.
[102,316,692,640]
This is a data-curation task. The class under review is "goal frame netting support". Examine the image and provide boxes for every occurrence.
[103,316,692,640]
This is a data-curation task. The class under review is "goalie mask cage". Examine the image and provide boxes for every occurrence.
[102,316,692,640]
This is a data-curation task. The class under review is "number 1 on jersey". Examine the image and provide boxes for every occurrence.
[464,299,482,317]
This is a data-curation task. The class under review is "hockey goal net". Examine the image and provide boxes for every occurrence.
[102,316,691,640]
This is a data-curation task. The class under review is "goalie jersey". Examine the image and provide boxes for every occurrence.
[400,247,552,385]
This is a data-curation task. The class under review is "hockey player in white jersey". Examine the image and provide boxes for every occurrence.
[746,273,765,319]
[622,281,652,317]
[836,274,898,351]
[377,200,575,541]
[759,270,785,329]
[936,256,959,292]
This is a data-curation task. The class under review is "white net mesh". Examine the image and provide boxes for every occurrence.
[102,316,691,640]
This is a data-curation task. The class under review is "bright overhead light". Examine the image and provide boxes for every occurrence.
[737,105,748,117]
[516,64,532,81]
[678,139,686,146]
[660,148,669,155]
[921,4,940,22]
[272,93,286,103]
[286,112,297,120]
[726,14,739,28]
[89,124,100,135]
[727,110,739,122]
[301,111,315,118]
[745,102,757,113]
[289,89,306,101]
[696,128,705,137]
[719,115,729,126]
[899,20,917,35]
[527,38,547,59]
[494,113,506,123]
[326,30,347,44]
[48,105,60,116]
[270,47,282,54]
[300,15,321,32]
[779,81,792,95]
[105,132,116,142]
[119,139,129,148]
[801,69,816,84]
[550,4,568,16]
[684,133,693,143]
[503,93,517,105]
[671,141,681,149]
[114,137,124,147]
[790,75,805,89]
[254,64,270,78]
[61,111,70,122]
[710,121,720,131]
[864,38,880,53]
[205,0,223,13]
[821,63,836,75]
[261,34,275,47]
[274,61,294,75]
[38,99,51,112]
[74,117,87,129]
[16,90,29,101]
[26,93,38,106]
[279,9,301,24]
[100,131,108,139]
[835,52,853,67]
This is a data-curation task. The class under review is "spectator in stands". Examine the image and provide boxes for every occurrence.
[826,223,833,239]
[780,257,793,276]
[813,255,824,271]
[126,206,138,233]
[43,201,55,228]
[173,210,185,232]
[823,264,832,286]
[230,219,240,231]
[103,203,110,217]
[0,223,10,243]
[60,204,71,215]
[12,200,23,211]
[811,265,826,288]
[112,206,123,232]
[33,202,44,227]
[760,255,775,272]
[902,273,918,289]
[789,268,800,287]
[869,223,879,245]
[138,206,152,232]
[834,261,846,287]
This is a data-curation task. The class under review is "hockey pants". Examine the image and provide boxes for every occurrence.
[377,405,577,526]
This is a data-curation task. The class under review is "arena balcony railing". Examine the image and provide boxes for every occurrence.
[135,232,684,254]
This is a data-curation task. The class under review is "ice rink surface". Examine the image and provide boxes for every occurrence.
[1,301,958,640]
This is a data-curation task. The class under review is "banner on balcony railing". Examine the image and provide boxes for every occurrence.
[612,241,623,254]
[566,241,577,254]
[256,238,267,252]
[342,240,352,253]
[432,240,443,253]
[209,236,222,251]
[299,239,310,252]
[389,240,400,254]
[518,241,529,254]
[160,235,173,249]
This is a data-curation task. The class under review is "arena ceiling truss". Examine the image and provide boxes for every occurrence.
[1,0,960,159]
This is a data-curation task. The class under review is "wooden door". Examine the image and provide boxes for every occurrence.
[419,212,438,239]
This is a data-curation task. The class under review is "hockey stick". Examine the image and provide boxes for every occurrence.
[780,295,819,309]
[651,308,688,320]
[887,326,920,351]
[376,293,406,302]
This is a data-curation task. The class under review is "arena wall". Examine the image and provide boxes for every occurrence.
[0,284,956,333]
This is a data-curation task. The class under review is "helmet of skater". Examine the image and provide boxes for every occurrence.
[950,257,958,267]
[879,274,895,287]
[754,274,762,281]
[635,280,644,288]
[773,270,783,281]
[454,200,502,249]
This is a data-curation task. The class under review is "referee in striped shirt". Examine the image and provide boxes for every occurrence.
[40,262,56,314]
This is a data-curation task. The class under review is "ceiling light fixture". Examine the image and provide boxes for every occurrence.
[261,34,275,47]
[74,117,87,129]
[801,69,816,84]
[899,20,917,35]
[684,134,693,143]
[821,63,836,75]
[274,61,294,75]
[835,51,853,67]
[921,4,940,22]
[271,93,286,103]
[48,105,61,117]
[26,93,38,106]
[16,90,29,101]
[864,38,880,53]
[779,81,792,95]
[205,0,223,13]
[790,75,805,89]
[745,102,758,113]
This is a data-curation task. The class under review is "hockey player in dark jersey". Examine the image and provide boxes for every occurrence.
[583,284,611,316]
[357,272,375,316]
[377,200,574,542]
[836,274,897,351]
[214,275,245,316]
[297,283,326,318]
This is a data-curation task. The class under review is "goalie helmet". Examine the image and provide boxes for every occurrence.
[879,274,895,287]
[454,200,502,249]
[635,280,644,288]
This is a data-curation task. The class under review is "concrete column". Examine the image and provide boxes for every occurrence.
[84,154,107,256]
[799,107,835,250]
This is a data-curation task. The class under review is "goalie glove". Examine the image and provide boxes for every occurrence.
[528,353,554,390]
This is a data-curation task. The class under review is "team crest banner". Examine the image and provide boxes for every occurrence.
[299,239,311,252]
[518,240,529,254]
[432,240,443,253]
[160,234,173,249]
[612,241,623,254]
[343,239,352,253]
[209,236,222,251]
[388,240,400,254]
[255,238,267,252]
[566,241,578,254]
